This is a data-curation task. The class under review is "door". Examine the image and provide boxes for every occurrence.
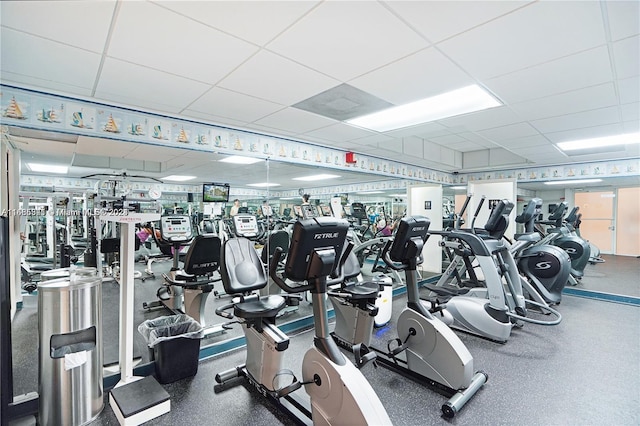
[615,187,640,256]
[574,191,614,254]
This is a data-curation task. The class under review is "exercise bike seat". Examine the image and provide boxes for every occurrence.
[341,281,380,299]
[332,250,381,300]
[234,295,286,319]
[221,237,287,320]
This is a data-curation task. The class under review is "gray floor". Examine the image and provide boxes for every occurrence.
[9,254,640,425]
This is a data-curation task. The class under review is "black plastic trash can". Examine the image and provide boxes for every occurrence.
[138,314,203,384]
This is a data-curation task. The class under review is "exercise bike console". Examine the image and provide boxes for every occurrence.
[160,215,193,243]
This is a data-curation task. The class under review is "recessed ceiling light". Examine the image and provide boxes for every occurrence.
[27,163,68,174]
[219,155,263,165]
[346,84,502,132]
[247,182,280,187]
[162,175,196,182]
[556,132,639,151]
[293,174,341,181]
[544,179,603,185]
[450,186,467,190]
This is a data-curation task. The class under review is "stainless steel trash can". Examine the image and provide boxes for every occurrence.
[40,267,71,281]
[38,268,103,426]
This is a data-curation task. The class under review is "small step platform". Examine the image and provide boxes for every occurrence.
[109,376,170,425]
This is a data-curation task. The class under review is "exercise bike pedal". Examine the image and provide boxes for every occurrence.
[273,369,302,397]
[353,343,377,369]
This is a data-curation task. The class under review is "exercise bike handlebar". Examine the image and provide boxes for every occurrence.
[381,240,409,272]
[269,243,351,293]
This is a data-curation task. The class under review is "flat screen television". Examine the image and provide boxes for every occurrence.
[203,183,230,203]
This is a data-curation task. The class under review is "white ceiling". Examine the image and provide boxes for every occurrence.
[1,0,639,191]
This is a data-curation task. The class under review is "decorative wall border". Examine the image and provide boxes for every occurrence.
[455,158,640,185]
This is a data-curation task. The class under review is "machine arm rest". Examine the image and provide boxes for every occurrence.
[215,302,236,319]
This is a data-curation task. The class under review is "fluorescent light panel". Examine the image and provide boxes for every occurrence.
[544,179,602,185]
[346,85,502,132]
[247,182,280,187]
[292,174,340,181]
[450,186,467,190]
[358,191,384,194]
[219,155,262,165]
[557,132,639,151]
[162,175,196,182]
[28,163,68,174]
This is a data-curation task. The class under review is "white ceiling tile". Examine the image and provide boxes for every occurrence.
[267,1,428,81]
[95,58,210,113]
[445,141,486,152]
[428,134,468,145]
[545,123,625,143]
[0,1,116,52]
[12,137,77,157]
[218,50,339,105]
[618,76,640,104]
[181,110,248,128]
[304,123,377,143]
[75,136,138,157]
[109,1,258,84]
[127,144,186,162]
[510,83,618,121]
[496,134,551,149]
[0,28,101,91]
[384,122,450,139]
[155,1,319,46]
[477,122,539,142]
[485,46,613,104]
[254,107,336,134]
[187,87,284,123]
[243,124,298,138]
[437,106,522,132]
[349,47,473,104]
[605,1,640,41]
[530,106,621,134]
[612,35,640,80]
[0,70,94,97]
[621,103,639,122]
[385,0,530,43]
[623,120,640,132]
[438,1,606,79]
[351,135,400,146]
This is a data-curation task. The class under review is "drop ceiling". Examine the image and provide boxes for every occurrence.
[1,0,639,191]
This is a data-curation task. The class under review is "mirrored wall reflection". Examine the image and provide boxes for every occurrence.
[8,127,415,398]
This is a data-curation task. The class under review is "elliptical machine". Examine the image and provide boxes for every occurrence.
[511,198,571,305]
[215,216,392,425]
[426,199,562,342]
[331,215,487,418]
[535,203,590,284]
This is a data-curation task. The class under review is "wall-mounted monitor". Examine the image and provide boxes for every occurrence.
[203,182,230,203]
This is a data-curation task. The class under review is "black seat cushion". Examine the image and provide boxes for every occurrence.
[342,281,380,300]
[234,295,286,319]
[183,234,221,276]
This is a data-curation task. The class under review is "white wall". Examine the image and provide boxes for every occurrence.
[467,179,517,239]
[407,184,442,274]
